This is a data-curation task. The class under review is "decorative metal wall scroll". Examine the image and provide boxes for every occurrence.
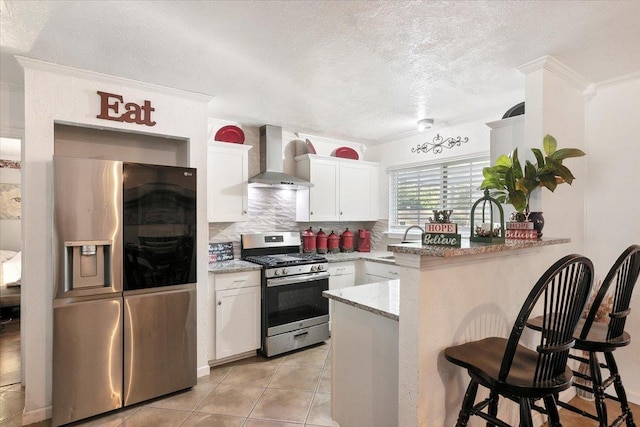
[411,134,469,155]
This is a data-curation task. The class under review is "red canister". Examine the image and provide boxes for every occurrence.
[316,228,328,254]
[340,228,354,253]
[302,227,316,253]
[327,230,340,254]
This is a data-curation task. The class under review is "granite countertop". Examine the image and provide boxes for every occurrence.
[323,280,400,321]
[325,251,395,264]
[208,259,262,273]
[388,237,570,258]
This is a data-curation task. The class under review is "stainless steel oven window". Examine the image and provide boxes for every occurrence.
[265,275,329,330]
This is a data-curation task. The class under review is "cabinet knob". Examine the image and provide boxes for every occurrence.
[218,301,222,306]
[242,210,247,214]
[310,211,314,215]
[340,211,343,215]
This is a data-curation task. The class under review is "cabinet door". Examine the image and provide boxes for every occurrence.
[207,143,251,222]
[339,162,378,221]
[215,286,261,359]
[363,261,400,283]
[329,262,356,290]
[308,158,340,221]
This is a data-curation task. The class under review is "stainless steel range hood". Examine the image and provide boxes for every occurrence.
[249,125,313,189]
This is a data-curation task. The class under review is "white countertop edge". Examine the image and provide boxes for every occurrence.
[323,280,400,321]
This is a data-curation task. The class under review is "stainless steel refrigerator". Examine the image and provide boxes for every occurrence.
[52,156,197,426]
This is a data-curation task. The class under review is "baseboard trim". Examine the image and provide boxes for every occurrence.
[208,350,258,367]
[197,364,210,378]
[22,405,51,425]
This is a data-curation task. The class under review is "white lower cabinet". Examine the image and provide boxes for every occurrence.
[328,262,356,330]
[209,270,261,361]
[363,261,400,283]
[329,261,357,289]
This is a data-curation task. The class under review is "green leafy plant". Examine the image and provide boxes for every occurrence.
[480,134,585,213]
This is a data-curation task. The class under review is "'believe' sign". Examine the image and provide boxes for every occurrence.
[96,91,156,126]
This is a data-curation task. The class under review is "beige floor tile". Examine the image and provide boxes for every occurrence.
[195,384,264,417]
[249,388,314,424]
[221,364,278,388]
[317,368,331,394]
[181,412,245,426]
[146,383,217,412]
[0,411,23,427]
[69,406,139,427]
[305,393,338,427]
[224,354,284,368]
[201,366,232,384]
[0,389,25,423]
[243,418,304,427]
[281,345,329,369]
[120,407,190,427]
[269,366,321,391]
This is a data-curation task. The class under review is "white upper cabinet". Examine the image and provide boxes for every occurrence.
[339,160,378,221]
[295,154,379,222]
[207,142,252,222]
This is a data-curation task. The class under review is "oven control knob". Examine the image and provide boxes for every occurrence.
[310,265,317,272]
[317,264,324,271]
[274,269,281,276]
[282,268,289,275]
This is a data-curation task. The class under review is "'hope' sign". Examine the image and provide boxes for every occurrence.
[96,91,156,126]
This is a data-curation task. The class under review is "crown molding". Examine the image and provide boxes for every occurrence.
[583,71,640,102]
[518,55,590,92]
[15,56,213,103]
[485,114,525,130]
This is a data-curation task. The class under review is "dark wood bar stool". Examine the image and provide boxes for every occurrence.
[529,244,640,427]
[444,254,594,427]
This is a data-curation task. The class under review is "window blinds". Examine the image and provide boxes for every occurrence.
[389,156,489,230]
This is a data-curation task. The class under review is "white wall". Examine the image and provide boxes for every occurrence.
[367,119,494,221]
[18,58,210,424]
[0,82,25,133]
[584,74,640,403]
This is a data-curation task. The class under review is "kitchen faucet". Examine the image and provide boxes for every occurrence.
[402,225,425,242]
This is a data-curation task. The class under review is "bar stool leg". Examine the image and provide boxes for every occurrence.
[456,380,478,427]
[604,351,636,427]
[589,351,609,427]
[486,389,498,427]
[543,395,562,427]
[519,398,534,427]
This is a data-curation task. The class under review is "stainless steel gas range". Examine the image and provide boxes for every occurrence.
[241,232,330,357]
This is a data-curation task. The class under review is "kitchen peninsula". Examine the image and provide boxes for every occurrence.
[325,238,570,427]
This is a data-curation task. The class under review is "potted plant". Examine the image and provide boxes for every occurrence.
[480,134,585,232]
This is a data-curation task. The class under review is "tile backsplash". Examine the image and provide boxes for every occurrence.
[209,187,386,258]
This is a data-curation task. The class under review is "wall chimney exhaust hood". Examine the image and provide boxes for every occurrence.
[249,125,313,189]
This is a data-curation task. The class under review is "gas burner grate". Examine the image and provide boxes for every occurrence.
[244,253,326,267]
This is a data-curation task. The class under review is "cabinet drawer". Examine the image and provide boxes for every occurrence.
[328,262,356,277]
[364,261,400,280]
[214,270,260,291]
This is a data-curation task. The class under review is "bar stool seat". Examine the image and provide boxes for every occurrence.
[445,336,574,398]
[445,254,594,427]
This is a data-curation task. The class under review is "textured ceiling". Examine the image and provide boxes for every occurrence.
[1,1,639,144]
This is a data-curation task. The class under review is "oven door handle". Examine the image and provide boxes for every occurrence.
[267,272,330,287]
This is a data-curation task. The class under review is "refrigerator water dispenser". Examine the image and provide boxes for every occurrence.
[65,241,112,290]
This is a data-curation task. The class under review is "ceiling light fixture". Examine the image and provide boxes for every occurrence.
[417,118,434,132]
